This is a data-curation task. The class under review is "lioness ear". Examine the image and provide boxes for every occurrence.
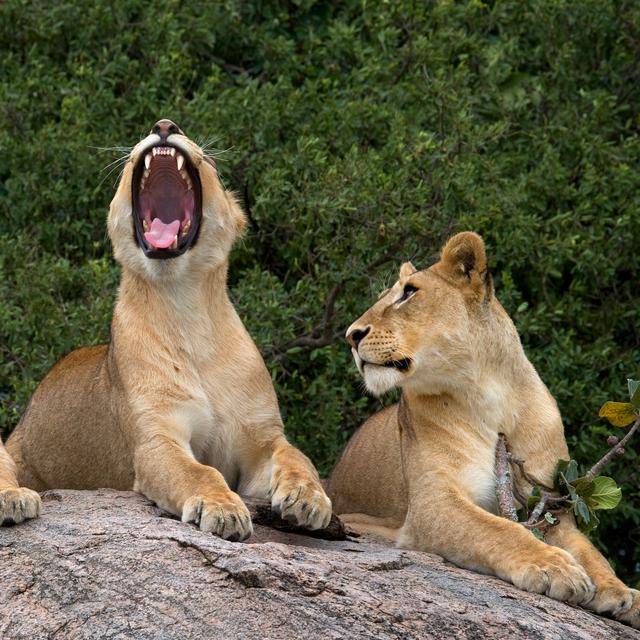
[399,261,416,279]
[439,232,493,299]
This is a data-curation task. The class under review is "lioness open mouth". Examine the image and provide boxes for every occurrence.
[132,144,202,259]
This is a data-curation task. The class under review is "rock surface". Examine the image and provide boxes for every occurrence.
[0,489,637,640]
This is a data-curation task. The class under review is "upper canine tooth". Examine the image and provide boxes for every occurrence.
[144,153,151,169]
[177,153,184,171]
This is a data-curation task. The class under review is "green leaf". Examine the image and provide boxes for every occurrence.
[544,512,557,524]
[577,509,600,535]
[570,476,595,500]
[629,379,640,407]
[598,401,637,427]
[286,347,302,355]
[555,459,580,485]
[527,486,541,510]
[574,496,590,524]
[531,528,545,540]
[588,476,622,510]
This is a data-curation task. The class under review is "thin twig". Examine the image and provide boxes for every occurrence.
[506,450,555,492]
[526,494,548,527]
[586,416,640,480]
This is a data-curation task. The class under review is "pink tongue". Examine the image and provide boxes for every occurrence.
[144,218,180,249]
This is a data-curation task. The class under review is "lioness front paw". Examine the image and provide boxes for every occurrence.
[512,547,595,605]
[182,492,252,542]
[270,473,332,530]
[616,589,640,629]
[0,487,41,525]
[587,580,634,617]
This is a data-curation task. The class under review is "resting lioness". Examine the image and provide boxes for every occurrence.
[4,119,331,540]
[328,232,639,627]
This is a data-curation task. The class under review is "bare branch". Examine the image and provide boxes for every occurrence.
[525,494,548,528]
[586,416,640,480]
[495,434,518,521]
[505,449,555,493]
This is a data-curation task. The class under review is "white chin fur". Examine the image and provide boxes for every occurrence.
[362,365,404,397]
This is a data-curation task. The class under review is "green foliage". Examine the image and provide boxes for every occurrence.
[599,378,640,426]
[1,0,639,585]
[555,465,621,534]
[547,381,638,535]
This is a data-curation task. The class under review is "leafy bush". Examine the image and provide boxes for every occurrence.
[1,0,638,584]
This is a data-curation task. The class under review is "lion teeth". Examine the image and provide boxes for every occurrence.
[144,153,151,169]
[170,148,176,157]
[143,220,149,232]
[152,147,157,156]
[177,153,184,171]
[170,237,178,249]
[181,220,191,236]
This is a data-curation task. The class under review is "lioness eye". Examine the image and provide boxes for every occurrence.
[398,284,418,302]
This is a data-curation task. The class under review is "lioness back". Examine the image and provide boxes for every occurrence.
[328,404,406,520]
[8,344,133,491]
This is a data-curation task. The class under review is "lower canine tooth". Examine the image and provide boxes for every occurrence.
[143,220,149,231]
[170,237,178,249]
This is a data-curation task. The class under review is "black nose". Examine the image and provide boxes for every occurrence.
[151,119,181,142]
[347,326,371,349]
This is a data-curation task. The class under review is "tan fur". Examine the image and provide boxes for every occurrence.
[6,125,331,540]
[329,232,639,626]
[0,441,41,525]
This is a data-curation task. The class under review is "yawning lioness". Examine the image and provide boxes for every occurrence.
[4,120,332,540]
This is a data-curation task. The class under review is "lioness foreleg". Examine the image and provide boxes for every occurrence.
[545,514,640,627]
[133,432,252,541]
[400,483,594,605]
[267,438,332,530]
[0,442,41,526]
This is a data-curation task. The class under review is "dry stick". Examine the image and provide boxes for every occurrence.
[495,434,518,521]
[585,415,640,481]
[241,496,347,541]
[498,434,566,531]
[498,416,640,531]
[506,450,555,493]
[524,494,548,529]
